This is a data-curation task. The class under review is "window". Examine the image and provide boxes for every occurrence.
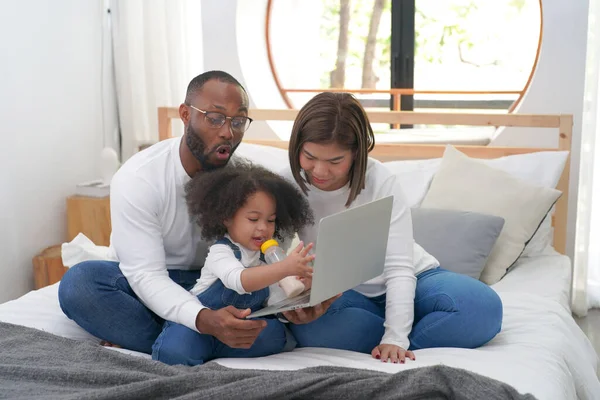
[267,0,541,117]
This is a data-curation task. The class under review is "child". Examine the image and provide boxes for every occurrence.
[151,162,315,366]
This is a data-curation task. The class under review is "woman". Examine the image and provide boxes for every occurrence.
[280,92,503,364]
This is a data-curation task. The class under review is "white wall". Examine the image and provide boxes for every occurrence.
[202,0,588,260]
[201,0,281,140]
[0,1,116,302]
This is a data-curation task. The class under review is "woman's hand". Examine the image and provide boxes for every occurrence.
[298,275,312,290]
[371,344,416,364]
[282,294,341,324]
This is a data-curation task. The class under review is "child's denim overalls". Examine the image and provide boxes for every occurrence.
[196,237,270,313]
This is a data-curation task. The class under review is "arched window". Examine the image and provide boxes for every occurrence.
[266,0,541,116]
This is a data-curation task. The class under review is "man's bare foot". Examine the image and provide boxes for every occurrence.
[100,340,122,348]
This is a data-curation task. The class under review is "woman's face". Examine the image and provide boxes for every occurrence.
[299,142,354,192]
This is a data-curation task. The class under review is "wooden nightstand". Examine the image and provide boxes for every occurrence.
[66,195,111,246]
[33,245,68,289]
[32,196,112,289]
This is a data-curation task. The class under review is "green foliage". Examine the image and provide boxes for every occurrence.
[320,0,391,87]
[319,0,535,87]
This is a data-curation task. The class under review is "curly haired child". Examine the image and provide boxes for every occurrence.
[151,162,315,366]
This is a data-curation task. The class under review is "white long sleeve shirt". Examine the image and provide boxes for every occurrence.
[109,136,240,333]
[280,158,439,349]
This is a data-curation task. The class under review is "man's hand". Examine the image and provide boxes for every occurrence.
[281,294,341,324]
[196,306,266,349]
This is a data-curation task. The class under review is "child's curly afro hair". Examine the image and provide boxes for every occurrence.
[185,161,314,241]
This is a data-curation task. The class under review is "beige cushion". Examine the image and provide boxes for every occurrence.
[420,146,561,285]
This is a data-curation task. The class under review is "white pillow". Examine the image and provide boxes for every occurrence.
[234,143,289,173]
[420,146,561,285]
[383,150,568,254]
[484,151,568,256]
[383,158,441,207]
[485,151,567,188]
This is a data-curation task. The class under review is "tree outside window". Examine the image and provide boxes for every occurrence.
[268,0,541,116]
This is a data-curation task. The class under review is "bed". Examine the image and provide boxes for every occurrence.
[1,109,599,399]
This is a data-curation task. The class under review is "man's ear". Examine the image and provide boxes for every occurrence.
[179,103,190,125]
[223,218,232,229]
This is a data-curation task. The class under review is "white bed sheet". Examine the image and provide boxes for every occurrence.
[0,253,598,399]
[494,250,573,311]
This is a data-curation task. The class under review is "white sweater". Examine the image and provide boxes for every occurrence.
[109,136,241,333]
[280,158,439,349]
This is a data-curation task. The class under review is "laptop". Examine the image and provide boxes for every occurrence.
[246,195,393,319]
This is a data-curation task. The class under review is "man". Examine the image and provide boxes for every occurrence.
[58,71,335,354]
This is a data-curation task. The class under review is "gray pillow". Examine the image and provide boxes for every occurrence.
[411,208,505,279]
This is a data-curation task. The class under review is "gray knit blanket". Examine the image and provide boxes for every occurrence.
[0,322,536,400]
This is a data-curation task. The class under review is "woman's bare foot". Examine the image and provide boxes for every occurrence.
[100,340,122,349]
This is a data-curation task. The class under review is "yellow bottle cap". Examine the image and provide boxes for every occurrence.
[260,239,279,253]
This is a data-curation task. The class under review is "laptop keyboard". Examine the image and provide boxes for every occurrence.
[285,295,311,307]
[273,290,311,308]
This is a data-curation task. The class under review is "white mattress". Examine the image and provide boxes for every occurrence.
[0,253,598,399]
[493,251,573,311]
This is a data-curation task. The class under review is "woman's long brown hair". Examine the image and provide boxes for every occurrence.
[289,92,375,207]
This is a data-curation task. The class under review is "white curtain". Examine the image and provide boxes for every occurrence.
[109,0,203,161]
[572,0,600,317]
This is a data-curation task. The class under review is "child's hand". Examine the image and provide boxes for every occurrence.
[298,275,312,290]
[283,241,314,278]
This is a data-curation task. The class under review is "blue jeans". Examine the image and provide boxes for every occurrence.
[288,267,503,353]
[58,260,200,354]
[151,280,288,366]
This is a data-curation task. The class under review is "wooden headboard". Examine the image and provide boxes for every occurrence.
[157,106,573,255]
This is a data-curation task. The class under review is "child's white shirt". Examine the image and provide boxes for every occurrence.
[190,234,262,296]
[190,235,288,305]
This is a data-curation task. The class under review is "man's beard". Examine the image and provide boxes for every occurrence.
[185,124,237,171]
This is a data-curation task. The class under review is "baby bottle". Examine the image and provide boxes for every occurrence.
[261,239,306,298]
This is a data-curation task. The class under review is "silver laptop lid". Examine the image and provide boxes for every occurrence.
[309,195,394,305]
